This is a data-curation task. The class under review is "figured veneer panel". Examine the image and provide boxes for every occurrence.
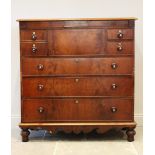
[19,19,135,29]
[22,98,133,122]
[107,29,134,40]
[106,41,134,54]
[21,42,48,56]
[22,57,134,75]
[20,30,47,41]
[50,29,105,55]
[22,77,133,97]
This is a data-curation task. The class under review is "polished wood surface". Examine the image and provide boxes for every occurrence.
[18,18,137,142]
[106,41,134,54]
[22,77,133,97]
[22,57,134,75]
[22,98,133,122]
[19,20,135,29]
[51,29,104,55]
[17,17,137,21]
[107,29,134,40]
[19,122,137,126]
[21,43,48,56]
[20,30,47,41]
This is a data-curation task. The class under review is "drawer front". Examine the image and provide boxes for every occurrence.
[22,77,133,97]
[22,98,133,122]
[107,29,134,40]
[20,30,47,41]
[106,41,134,54]
[50,29,104,55]
[22,57,134,75]
[20,20,130,29]
[21,43,48,56]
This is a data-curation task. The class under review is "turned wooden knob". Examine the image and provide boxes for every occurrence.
[117,46,123,51]
[117,43,123,51]
[32,32,37,40]
[38,84,44,91]
[32,44,37,53]
[111,63,118,69]
[111,83,117,89]
[117,30,123,39]
[38,107,44,113]
[111,107,117,113]
[37,64,44,70]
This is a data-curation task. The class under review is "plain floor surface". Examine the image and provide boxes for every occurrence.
[11,126,143,155]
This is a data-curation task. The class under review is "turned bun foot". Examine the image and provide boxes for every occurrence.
[126,128,136,142]
[21,129,30,142]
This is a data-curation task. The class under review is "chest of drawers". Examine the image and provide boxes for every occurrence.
[18,18,137,142]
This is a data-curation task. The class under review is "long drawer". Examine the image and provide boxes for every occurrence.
[22,77,133,97]
[22,57,134,75]
[22,98,133,122]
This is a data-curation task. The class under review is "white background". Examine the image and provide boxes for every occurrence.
[11,0,143,129]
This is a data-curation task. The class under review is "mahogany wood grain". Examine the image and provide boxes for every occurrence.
[22,57,134,75]
[18,19,137,142]
[22,98,133,122]
[107,29,134,40]
[21,42,48,56]
[20,30,47,41]
[19,20,134,29]
[106,41,134,54]
[50,29,105,55]
[22,77,133,97]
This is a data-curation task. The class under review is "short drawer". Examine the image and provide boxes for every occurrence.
[22,98,133,122]
[106,41,134,54]
[20,30,47,41]
[21,43,48,56]
[107,29,134,40]
[22,57,134,75]
[22,77,134,97]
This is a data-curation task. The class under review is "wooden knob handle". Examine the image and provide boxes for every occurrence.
[75,78,79,82]
[38,107,44,113]
[117,30,123,39]
[75,100,79,104]
[32,32,37,40]
[38,84,44,91]
[117,43,123,51]
[111,63,118,69]
[111,83,117,89]
[111,107,117,113]
[32,44,37,53]
[37,64,44,70]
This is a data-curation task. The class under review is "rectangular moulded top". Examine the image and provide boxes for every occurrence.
[17,17,137,22]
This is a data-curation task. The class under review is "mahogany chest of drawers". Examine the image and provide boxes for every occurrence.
[18,18,137,142]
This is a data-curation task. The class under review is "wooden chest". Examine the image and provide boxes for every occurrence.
[18,18,137,142]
